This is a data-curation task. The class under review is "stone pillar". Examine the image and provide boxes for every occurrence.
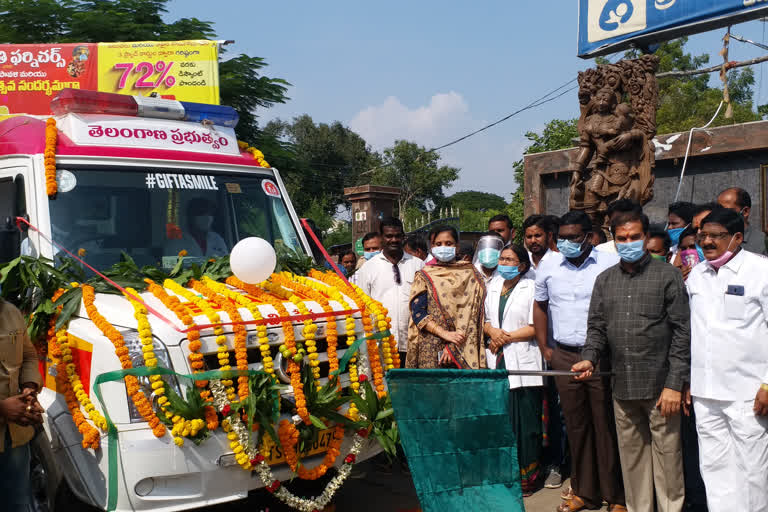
[343,185,401,242]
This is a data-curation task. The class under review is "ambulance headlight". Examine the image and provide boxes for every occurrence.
[120,329,179,424]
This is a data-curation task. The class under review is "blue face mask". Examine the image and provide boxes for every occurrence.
[667,226,687,246]
[363,250,380,261]
[557,238,587,259]
[432,246,456,262]
[695,244,705,262]
[497,265,520,280]
[477,248,500,269]
[616,240,646,262]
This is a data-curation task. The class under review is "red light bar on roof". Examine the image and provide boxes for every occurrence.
[50,89,239,127]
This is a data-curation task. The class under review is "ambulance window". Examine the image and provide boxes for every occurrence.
[0,175,22,262]
[47,167,305,272]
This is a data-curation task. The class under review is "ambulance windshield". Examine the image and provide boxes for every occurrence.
[46,166,304,271]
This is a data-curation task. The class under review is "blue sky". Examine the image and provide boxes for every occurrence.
[168,1,768,199]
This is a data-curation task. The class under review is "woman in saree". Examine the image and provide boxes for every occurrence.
[483,244,543,496]
[405,225,487,369]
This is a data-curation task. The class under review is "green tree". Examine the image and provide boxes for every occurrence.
[624,38,759,133]
[370,141,459,220]
[508,119,579,234]
[447,191,507,212]
[264,115,380,217]
[0,0,290,144]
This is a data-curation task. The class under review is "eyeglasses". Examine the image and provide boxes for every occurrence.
[392,264,401,285]
[695,231,731,243]
[498,257,519,264]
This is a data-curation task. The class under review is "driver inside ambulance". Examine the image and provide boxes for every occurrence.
[165,197,228,258]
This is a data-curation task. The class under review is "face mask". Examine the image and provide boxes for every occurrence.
[680,249,700,267]
[667,226,687,246]
[477,248,500,269]
[651,254,667,262]
[497,265,520,280]
[707,235,737,269]
[192,215,214,232]
[557,238,587,259]
[432,246,456,262]
[616,239,646,262]
[363,250,380,261]
[695,244,705,262]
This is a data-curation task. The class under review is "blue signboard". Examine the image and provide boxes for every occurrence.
[578,0,768,58]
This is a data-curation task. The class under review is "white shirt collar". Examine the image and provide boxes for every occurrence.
[703,247,746,274]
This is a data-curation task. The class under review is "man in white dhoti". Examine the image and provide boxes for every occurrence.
[685,207,768,512]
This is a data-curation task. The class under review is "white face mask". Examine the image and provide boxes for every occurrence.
[192,215,214,232]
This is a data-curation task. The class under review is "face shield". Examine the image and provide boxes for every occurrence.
[473,235,504,269]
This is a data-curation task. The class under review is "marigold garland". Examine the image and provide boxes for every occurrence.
[237,140,271,168]
[191,278,250,400]
[201,277,275,379]
[310,271,388,397]
[278,273,342,379]
[298,276,360,418]
[278,420,345,481]
[44,117,57,197]
[144,279,209,394]
[81,284,165,438]
[226,276,310,425]
[48,295,102,450]
[266,275,321,386]
[163,279,237,402]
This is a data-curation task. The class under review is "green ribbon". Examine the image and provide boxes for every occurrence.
[333,329,391,376]
[91,329,391,511]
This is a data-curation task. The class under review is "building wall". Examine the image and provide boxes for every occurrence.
[541,150,768,253]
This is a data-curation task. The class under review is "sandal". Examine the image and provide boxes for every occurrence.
[556,495,587,512]
[560,486,574,500]
[608,506,627,512]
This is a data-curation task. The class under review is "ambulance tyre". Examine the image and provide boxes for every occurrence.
[29,431,93,512]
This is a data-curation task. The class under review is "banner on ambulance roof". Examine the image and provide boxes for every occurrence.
[578,1,768,58]
[0,40,219,115]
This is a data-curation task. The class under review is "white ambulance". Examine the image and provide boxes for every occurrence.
[0,89,379,511]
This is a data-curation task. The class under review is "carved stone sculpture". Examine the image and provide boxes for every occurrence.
[569,55,659,233]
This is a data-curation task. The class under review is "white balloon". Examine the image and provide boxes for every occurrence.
[230,237,277,284]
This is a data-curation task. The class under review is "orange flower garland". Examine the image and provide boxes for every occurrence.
[278,273,341,378]
[266,275,321,385]
[190,278,250,400]
[44,117,57,197]
[81,285,165,438]
[48,296,101,449]
[297,276,360,418]
[310,271,387,397]
[237,140,271,168]
[144,279,208,392]
[278,420,345,481]
[164,279,236,402]
[201,277,275,379]
[226,276,310,425]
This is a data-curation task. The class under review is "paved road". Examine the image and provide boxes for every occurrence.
[201,462,605,512]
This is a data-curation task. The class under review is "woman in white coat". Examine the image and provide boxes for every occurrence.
[483,243,544,496]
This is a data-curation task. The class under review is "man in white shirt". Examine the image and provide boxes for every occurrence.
[355,217,424,364]
[685,207,768,512]
[523,214,557,273]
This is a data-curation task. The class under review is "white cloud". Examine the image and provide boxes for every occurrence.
[349,92,527,199]
[349,92,470,150]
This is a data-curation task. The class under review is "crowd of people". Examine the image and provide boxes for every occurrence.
[345,186,768,512]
